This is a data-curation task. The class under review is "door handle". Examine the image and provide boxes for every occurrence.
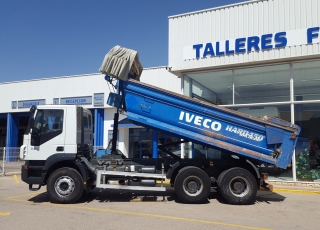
[56,146,64,152]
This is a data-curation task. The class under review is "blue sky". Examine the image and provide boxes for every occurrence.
[0,0,242,82]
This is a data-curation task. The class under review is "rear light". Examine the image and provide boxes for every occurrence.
[261,173,268,180]
[24,165,28,170]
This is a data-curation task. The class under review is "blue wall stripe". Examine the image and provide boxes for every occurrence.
[6,113,19,162]
[94,109,104,147]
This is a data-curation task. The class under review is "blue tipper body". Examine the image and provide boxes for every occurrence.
[109,79,300,169]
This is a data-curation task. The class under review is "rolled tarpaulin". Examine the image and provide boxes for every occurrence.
[99,45,143,81]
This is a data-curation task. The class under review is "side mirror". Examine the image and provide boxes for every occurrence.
[27,117,35,134]
[30,105,36,115]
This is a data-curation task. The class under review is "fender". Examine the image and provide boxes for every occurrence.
[166,161,180,179]
[246,159,260,179]
[43,153,77,170]
[74,160,91,190]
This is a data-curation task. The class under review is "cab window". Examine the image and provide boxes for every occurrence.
[84,113,92,130]
[31,109,64,146]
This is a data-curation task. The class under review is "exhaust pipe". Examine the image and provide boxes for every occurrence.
[80,157,101,175]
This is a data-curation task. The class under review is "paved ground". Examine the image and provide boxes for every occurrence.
[0,161,23,175]
[0,175,320,230]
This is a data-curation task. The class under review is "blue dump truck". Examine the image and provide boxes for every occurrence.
[20,46,300,205]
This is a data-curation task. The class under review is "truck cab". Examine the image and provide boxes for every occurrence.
[20,105,93,190]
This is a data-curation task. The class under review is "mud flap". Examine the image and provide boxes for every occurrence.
[260,180,273,192]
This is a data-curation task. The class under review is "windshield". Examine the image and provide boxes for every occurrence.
[31,109,64,146]
[33,109,64,134]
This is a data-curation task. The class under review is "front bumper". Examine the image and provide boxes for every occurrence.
[21,164,47,185]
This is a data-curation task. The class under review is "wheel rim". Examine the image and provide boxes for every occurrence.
[228,176,250,197]
[54,176,75,198]
[182,176,203,196]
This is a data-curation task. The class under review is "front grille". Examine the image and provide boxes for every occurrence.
[29,170,42,177]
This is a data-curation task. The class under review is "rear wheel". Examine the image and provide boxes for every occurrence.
[174,166,211,203]
[217,167,257,205]
[47,167,84,204]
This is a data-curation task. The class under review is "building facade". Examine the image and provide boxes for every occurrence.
[168,0,320,182]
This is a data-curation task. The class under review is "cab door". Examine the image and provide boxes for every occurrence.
[26,109,66,160]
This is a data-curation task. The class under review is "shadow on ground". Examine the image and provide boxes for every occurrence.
[27,188,178,204]
[255,191,286,204]
[26,188,286,205]
[80,188,178,203]
[209,190,286,205]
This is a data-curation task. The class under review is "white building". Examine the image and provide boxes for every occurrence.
[0,67,181,156]
[1,0,320,182]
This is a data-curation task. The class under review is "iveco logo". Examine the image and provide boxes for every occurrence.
[178,111,222,131]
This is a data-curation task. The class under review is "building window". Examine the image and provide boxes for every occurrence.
[184,70,233,105]
[129,128,179,158]
[233,64,290,104]
[294,103,320,182]
[293,61,320,101]
[129,128,153,158]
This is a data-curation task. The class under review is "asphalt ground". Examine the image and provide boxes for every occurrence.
[1,175,320,230]
[0,161,23,175]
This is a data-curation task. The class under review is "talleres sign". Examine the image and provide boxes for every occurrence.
[183,27,320,60]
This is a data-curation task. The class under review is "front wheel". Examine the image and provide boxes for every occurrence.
[217,167,257,205]
[174,166,211,203]
[47,167,84,204]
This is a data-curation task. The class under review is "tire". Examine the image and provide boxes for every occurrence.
[174,166,211,204]
[47,167,84,204]
[217,167,257,205]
